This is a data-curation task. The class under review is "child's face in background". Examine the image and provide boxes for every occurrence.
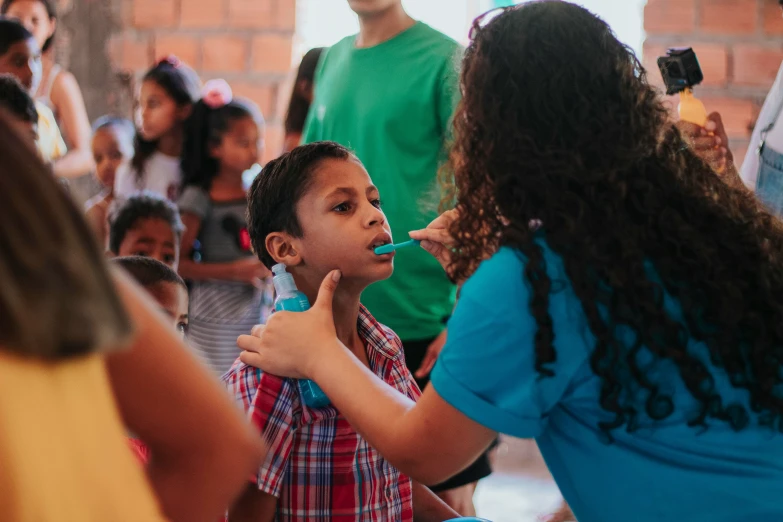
[147,281,189,339]
[117,218,179,270]
[92,126,132,189]
[4,0,55,53]
[212,116,261,176]
[137,80,186,142]
[0,37,41,92]
[290,158,394,285]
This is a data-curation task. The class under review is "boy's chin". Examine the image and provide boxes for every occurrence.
[343,261,394,285]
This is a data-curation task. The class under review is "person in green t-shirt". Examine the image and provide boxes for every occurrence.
[301,0,491,515]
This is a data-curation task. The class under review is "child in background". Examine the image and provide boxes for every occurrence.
[0,17,65,163]
[112,255,188,465]
[282,47,323,153]
[224,142,458,522]
[178,79,272,376]
[114,56,200,201]
[108,191,184,270]
[85,116,134,247]
[0,73,37,143]
[2,0,94,180]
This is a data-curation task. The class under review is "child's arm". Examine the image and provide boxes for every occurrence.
[228,484,277,522]
[106,269,266,522]
[412,482,460,522]
[178,211,270,283]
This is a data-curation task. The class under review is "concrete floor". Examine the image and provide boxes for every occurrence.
[473,437,564,522]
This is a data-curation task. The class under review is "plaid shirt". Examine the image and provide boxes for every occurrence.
[223,306,421,522]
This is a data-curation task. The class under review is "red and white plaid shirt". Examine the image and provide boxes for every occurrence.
[223,305,421,522]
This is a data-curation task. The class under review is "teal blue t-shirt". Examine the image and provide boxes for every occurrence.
[431,244,783,522]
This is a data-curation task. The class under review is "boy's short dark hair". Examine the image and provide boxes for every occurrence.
[108,191,185,254]
[0,74,36,123]
[113,256,187,290]
[247,141,355,268]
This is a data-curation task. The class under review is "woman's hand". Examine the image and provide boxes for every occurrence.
[238,270,344,379]
[676,112,736,173]
[408,209,459,272]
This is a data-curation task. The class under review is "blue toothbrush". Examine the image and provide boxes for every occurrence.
[374,239,421,255]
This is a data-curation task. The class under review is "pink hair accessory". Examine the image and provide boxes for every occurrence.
[158,55,182,68]
[202,79,233,109]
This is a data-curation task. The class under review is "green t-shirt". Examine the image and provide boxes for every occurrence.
[302,22,462,341]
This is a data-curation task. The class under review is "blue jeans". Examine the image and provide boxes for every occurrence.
[756,144,783,216]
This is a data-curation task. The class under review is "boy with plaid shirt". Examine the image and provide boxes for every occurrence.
[224,142,458,522]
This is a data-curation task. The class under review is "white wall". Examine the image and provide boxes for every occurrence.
[295,0,645,62]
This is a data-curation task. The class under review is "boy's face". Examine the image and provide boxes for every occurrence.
[0,37,41,92]
[147,281,189,339]
[92,126,131,189]
[286,158,394,284]
[117,218,179,270]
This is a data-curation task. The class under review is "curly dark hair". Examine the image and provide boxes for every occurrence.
[0,73,36,123]
[446,1,783,437]
[108,191,184,255]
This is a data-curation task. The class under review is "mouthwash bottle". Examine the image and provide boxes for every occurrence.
[271,264,331,408]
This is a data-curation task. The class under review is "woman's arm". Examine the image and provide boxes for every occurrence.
[412,482,461,522]
[178,212,270,282]
[50,71,94,179]
[108,270,266,522]
[239,272,496,484]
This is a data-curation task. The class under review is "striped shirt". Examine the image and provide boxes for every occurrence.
[223,306,420,521]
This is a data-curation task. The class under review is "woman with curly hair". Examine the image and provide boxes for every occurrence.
[237,2,783,520]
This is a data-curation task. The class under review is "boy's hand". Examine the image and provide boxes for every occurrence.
[238,270,343,379]
[409,210,459,272]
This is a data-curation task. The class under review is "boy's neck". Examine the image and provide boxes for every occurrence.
[355,4,415,48]
[297,272,365,356]
[157,128,183,158]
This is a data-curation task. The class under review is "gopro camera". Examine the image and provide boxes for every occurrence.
[657,48,703,96]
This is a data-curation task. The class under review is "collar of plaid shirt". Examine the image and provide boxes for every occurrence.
[224,305,421,522]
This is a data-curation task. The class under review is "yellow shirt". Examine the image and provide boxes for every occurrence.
[0,350,167,521]
[35,101,67,162]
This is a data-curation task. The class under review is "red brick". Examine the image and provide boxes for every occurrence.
[698,0,757,35]
[275,0,297,31]
[181,0,226,28]
[231,82,278,120]
[227,0,274,28]
[262,122,284,162]
[252,34,293,74]
[763,0,783,35]
[202,36,248,72]
[701,97,755,139]
[733,45,783,88]
[108,33,153,74]
[154,34,200,70]
[133,0,177,28]
[644,0,696,34]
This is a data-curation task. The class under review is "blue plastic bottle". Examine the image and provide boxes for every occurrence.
[271,264,331,408]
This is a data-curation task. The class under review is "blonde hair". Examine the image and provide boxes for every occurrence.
[0,110,132,359]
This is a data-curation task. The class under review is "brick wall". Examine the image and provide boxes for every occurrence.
[105,0,296,161]
[643,0,783,169]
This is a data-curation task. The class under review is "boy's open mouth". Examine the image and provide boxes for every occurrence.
[368,232,392,251]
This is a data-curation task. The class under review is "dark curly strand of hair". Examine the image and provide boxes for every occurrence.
[445,1,783,438]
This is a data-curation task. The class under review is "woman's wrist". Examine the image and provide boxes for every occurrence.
[307,338,350,383]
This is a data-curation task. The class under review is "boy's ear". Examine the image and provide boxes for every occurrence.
[265,232,302,267]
